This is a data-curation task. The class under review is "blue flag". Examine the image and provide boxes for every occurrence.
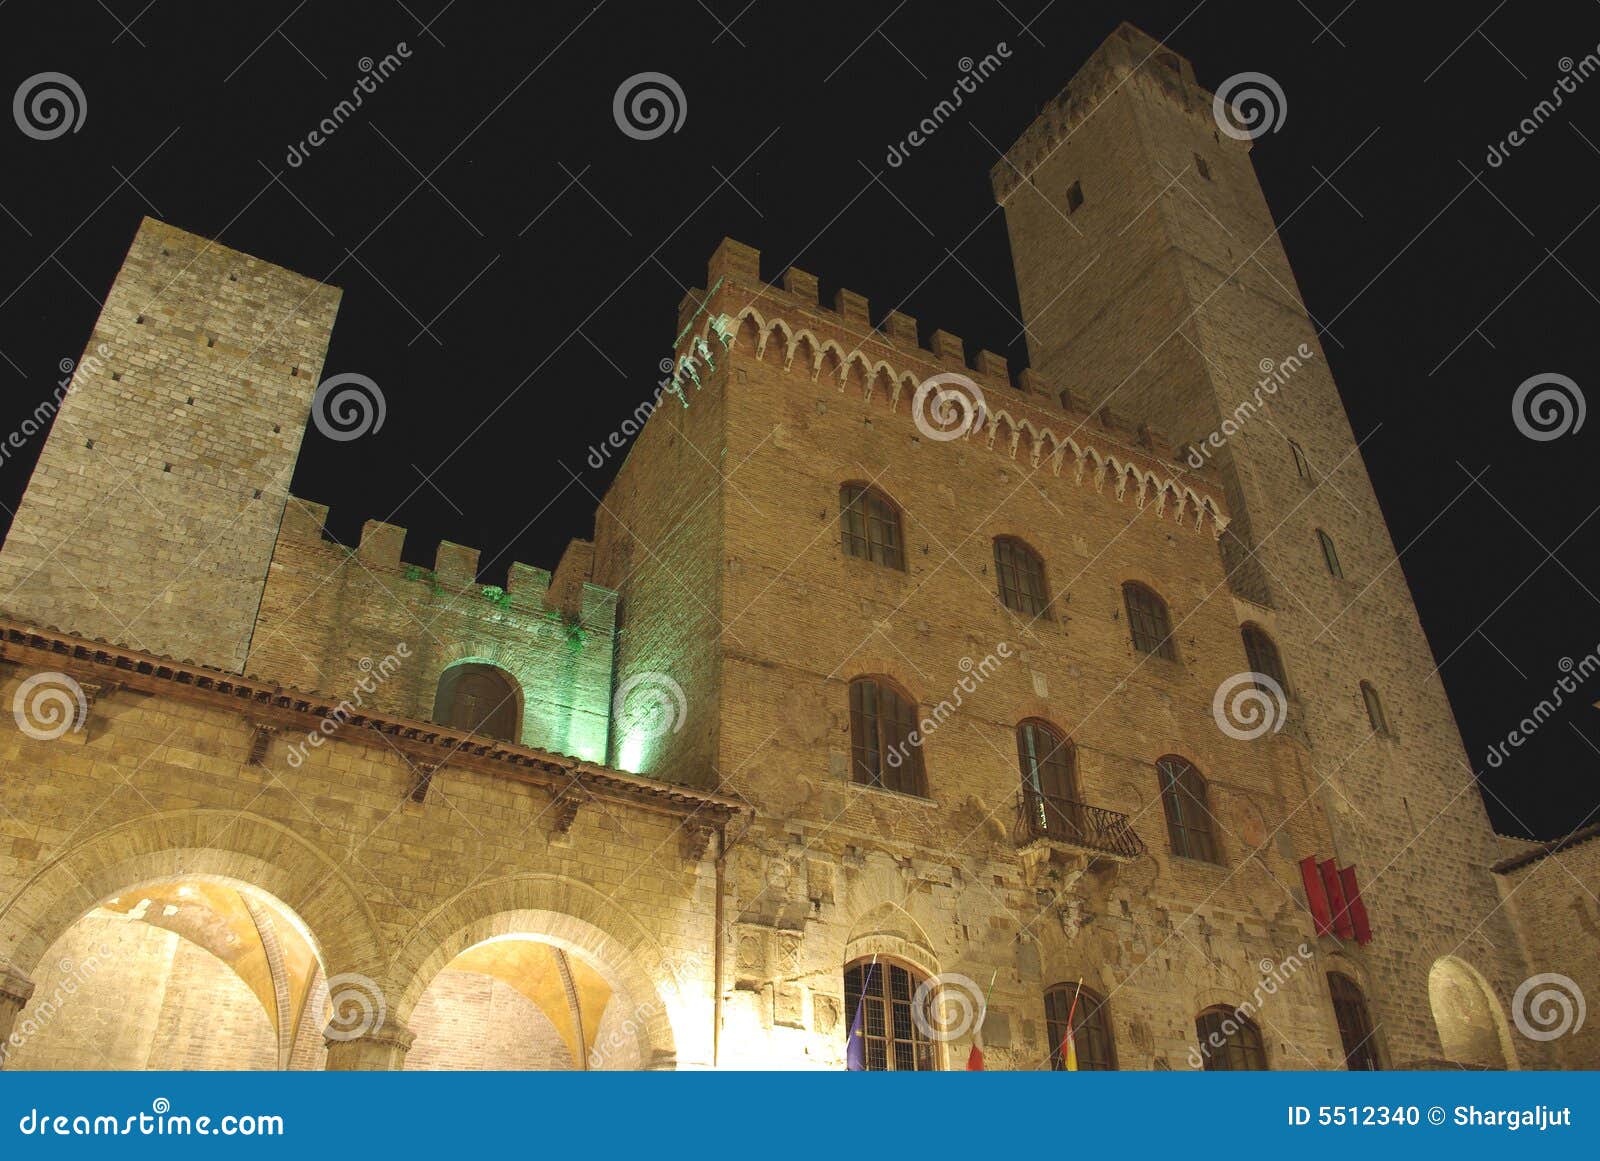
[846,961,876,1071]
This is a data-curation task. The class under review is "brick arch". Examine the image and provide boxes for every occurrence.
[842,899,940,978]
[0,808,385,984]
[390,873,682,1068]
[429,653,527,741]
[838,660,927,708]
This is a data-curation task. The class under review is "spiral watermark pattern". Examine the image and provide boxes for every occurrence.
[1212,71,1286,141]
[12,672,87,741]
[1212,671,1287,741]
[321,972,388,1041]
[1511,372,1585,441]
[1512,972,1585,1041]
[612,671,687,740]
[13,72,86,140]
[911,973,986,1042]
[311,372,386,442]
[613,72,686,140]
[912,372,987,442]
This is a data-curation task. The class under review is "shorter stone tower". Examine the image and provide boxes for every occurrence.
[0,218,342,672]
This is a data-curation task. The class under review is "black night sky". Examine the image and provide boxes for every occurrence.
[1,2,1597,840]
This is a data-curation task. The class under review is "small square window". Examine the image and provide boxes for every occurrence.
[1194,153,1211,181]
[1065,181,1084,214]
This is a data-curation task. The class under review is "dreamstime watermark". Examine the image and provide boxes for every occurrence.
[613,671,688,741]
[16,1098,283,1137]
[285,644,411,768]
[284,44,411,167]
[1511,372,1585,442]
[1212,71,1287,141]
[613,72,686,140]
[1484,648,1599,769]
[911,372,987,442]
[1186,944,1312,1069]
[587,358,676,469]
[320,972,388,1041]
[0,345,111,470]
[1511,973,1585,1042]
[0,946,112,1065]
[311,372,386,442]
[1212,671,1288,741]
[884,43,1011,168]
[13,71,86,140]
[911,972,986,1042]
[587,954,699,1069]
[1486,48,1600,168]
[11,672,87,742]
[885,645,1012,770]
[1185,343,1314,468]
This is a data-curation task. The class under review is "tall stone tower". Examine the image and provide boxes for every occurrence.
[0,218,342,673]
[992,23,1534,1064]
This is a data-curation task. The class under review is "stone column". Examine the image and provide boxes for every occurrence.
[323,1018,414,1071]
[0,965,36,1069]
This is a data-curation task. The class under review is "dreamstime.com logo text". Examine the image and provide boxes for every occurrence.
[1484,647,1600,769]
[1186,944,1311,1069]
[885,645,1013,770]
[285,645,411,767]
[285,44,411,167]
[0,947,111,1065]
[0,345,111,471]
[884,43,1011,168]
[1485,47,1600,168]
[16,1099,283,1138]
[1186,343,1314,468]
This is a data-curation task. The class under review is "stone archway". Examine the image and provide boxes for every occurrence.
[392,874,697,1070]
[0,809,387,1066]
[1428,955,1518,1069]
[3,877,327,1070]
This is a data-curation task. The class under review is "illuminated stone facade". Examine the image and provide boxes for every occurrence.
[0,24,1589,1071]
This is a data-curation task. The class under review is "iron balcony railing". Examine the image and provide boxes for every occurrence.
[1015,787,1146,860]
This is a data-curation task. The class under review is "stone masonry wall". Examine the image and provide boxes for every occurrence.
[0,218,341,673]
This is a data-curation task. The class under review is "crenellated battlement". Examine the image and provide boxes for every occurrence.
[670,236,1231,536]
[273,495,613,622]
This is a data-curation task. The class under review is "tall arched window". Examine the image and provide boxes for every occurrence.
[432,663,519,741]
[1157,755,1217,863]
[1045,983,1117,1070]
[848,677,926,796]
[1017,720,1080,839]
[840,483,904,570]
[1122,582,1177,659]
[993,537,1049,617]
[1360,681,1390,736]
[1328,972,1381,1070]
[1195,1007,1267,1070]
[1317,529,1344,578]
[1240,623,1288,691]
[844,959,936,1071]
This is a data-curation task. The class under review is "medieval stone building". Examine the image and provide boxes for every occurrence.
[0,24,1590,1070]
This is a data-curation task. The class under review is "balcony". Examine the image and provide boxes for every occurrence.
[1014,788,1145,862]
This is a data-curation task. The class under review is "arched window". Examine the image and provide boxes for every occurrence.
[1240,623,1288,691]
[1328,972,1381,1070]
[844,959,936,1071]
[1044,983,1117,1070]
[993,537,1049,617]
[840,483,904,570]
[1195,1007,1267,1070]
[1122,582,1177,659]
[1157,755,1217,863]
[1317,529,1344,578]
[1017,720,1080,839]
[432,663,519,741]
[848,677,926,796]
[1360,681,1389,736]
